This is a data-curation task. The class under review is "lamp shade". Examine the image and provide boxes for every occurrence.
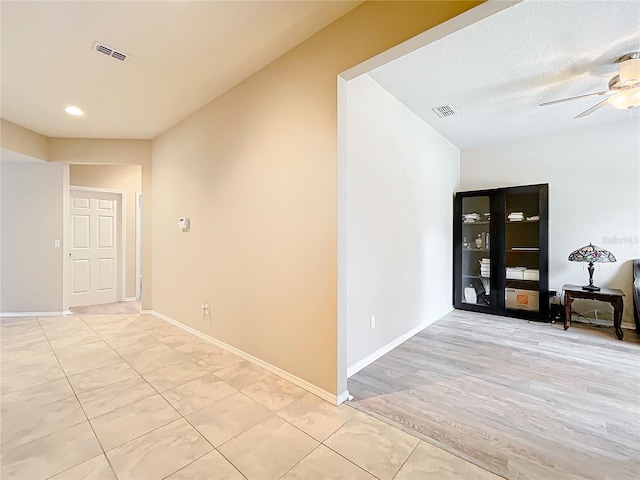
[568,243,616,263]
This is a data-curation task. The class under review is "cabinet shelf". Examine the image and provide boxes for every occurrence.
[506,278,539,284]
[454,184,548,321]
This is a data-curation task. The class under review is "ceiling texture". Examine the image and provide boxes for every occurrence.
[0,1,361,139]
[369,0,640,150]
[3,0,638,147]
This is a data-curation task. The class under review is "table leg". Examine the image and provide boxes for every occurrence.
[611,297,624,340]
[564,293,573,330]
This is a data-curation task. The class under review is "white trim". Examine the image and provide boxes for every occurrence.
[150,310,343,406]
[68,186,127,303]
[70,186,126,195]
[124,297,138,302]
[347,308,452,378]
[1,310,71,318]
[62,164,70,311]
[141,309,153,314]
[135,191,142,300]
[336,75,349,398]
[336,390,353,405]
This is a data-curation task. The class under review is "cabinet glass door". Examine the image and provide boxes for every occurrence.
[461,196,491,307]
[504,192,540,313]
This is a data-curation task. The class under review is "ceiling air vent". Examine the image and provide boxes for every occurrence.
[92,42,130,62]
[432,105,458,118]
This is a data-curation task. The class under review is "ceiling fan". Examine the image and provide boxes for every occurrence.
[540,52,640,118]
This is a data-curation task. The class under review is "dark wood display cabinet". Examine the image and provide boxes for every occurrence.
[453,184,549,321]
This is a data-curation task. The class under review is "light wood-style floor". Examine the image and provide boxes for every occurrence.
[348,310,640,480]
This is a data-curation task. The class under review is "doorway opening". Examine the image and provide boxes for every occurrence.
[65,164,142,315]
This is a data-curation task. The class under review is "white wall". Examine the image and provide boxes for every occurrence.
[346,75,460,372]
[1,157,67,313]
[461,120,640,324]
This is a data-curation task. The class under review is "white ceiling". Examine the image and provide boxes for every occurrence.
[368,0,640,150]
[1,1,361,139]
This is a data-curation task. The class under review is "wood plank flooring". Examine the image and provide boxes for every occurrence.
[348,310,640,480]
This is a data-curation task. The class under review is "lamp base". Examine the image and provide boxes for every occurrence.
[582,285,601,292]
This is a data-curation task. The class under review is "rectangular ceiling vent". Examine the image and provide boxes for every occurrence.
[432,105,458,118]
[92,42,130,62]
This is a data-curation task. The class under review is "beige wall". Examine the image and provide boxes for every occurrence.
[70,165,142,300]
[1,160,66,312]
[48,138,151,166]
[1,119,48,161]
[152,1,481,396]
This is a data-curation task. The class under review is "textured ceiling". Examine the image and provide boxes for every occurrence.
[368,0,640,150]
[0,1,361,139]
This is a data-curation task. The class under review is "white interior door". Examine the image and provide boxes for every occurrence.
[69,190,119,307]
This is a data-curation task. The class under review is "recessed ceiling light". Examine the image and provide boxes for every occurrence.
[65,106,84,116]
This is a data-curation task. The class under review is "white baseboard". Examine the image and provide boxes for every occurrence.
[347,308,452,378]
[140,309,153,314]
[124,297,138,302]
[0,310,71,318]
[150,310,344,406]
[336,390,353,405]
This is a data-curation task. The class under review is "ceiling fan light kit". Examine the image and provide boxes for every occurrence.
[617,54,640,84]
[608,85,640,109]
[540,51,640,117]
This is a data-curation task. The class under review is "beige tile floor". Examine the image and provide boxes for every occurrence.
[0,314,502,480]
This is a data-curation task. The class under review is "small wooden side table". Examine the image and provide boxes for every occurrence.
[563,284,625,340]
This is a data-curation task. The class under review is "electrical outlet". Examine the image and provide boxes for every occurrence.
[201,302,210,315]
[370,316,376,329]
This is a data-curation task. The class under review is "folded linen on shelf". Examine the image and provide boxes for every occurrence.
[480,258,490,278]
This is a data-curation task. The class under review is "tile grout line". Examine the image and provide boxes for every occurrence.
[135,315,387,480]
[389,439,420,480]
[80,314,229,480]
[9,315,262,479]
[80,314,220,478]
[12,316,332,478]
[273,443,326,480]
[315,416,385,480]
[9,314,425,480]
[70,313,190,478]
[35,315,120,480]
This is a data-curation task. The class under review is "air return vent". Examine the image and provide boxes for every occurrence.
[432,104,458,118]
[92,42,130,62]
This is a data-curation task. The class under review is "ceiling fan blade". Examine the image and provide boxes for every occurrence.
[539,91,611,107]
[574,98,610,118]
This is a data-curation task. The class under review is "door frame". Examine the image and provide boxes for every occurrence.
[135,191,142,300]
[66,186,127,307]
